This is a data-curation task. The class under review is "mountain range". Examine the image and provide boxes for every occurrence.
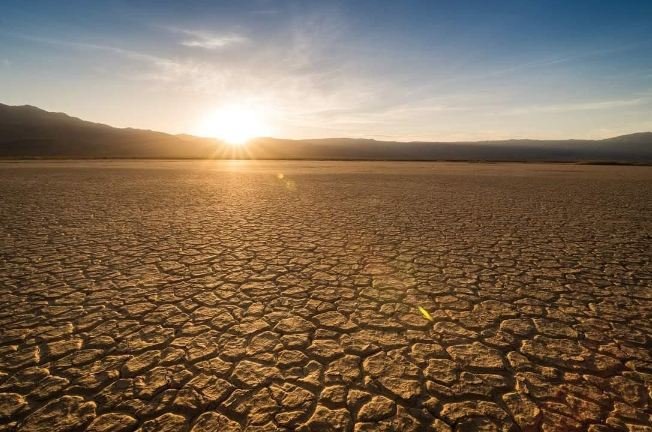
[1,103,651,163]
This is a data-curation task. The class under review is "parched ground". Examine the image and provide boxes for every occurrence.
[0,161,651,432]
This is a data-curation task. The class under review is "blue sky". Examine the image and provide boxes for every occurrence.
[1,0,651,140]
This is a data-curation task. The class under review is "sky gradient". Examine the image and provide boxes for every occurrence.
[1,0,652,141]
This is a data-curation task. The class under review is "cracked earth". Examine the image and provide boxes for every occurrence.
[0,161,651,432]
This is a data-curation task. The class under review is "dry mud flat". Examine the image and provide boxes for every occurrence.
[0,160,651,432]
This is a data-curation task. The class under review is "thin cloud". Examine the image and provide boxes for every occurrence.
[505,98,648,115]
[168,27,248,49]
[7,32,224,86]
[10,33,165,64]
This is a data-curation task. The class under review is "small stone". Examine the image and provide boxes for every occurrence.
[314,311,352,329]
[377,377,421,401]
[447,342,505,369]
[247,331,281,355]
[280,333,311,349]
[275,410,304,428]
[277,350,309,368]
[120,325,174,352]
[232,319,270,336]
[186,373,233,403]
[533,319,578,339]
[424,358,458,385]
[231,360,280,387]
[20,395,96,432]
[299,360,323,387]
[303,405,351,431]
[324,355,361,384]
[275,317,315,333]
[245,388,280,425]
[357,395,395,421]
[520,336,589,368]
[42,339,83,360]
[210,311,235,330]
[347,389,371,411]
[440,400,511,425]
[278,385,315,410]
[0,392,27,419]
[431,418,452,432]
[191,412,241,432]
[307,339,344,361]
[456,417,500,432]
[502,392,541,431]
[136,413,187,432]
[320,385,347,405]
[29,375,70,400]
[195,356,233,377]
[87,413,138,432]
[499,319,534,336]
[121,350,161,377]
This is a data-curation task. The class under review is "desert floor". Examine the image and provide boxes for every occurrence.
[0,161,650,432]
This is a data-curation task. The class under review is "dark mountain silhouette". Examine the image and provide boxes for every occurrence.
[1,103,651,162]
[0,103,219,158]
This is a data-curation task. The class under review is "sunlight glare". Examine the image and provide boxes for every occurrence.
[196,104,271,145]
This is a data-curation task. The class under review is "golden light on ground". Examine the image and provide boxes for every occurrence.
[195,104,271,145]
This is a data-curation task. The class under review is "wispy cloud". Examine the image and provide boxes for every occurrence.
[167,27,247,50]
[10,33,165,64]
[505,97,649,115]
[7,32,227,86]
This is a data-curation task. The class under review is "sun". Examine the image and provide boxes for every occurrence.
[195,104,271,145]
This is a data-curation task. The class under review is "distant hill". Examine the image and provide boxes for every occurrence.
[0,103,220,159]
[1,103,651,162]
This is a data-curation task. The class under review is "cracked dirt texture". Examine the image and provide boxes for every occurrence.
[0,160,651,432]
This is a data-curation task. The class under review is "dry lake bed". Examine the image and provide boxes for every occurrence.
[0,160,651,432]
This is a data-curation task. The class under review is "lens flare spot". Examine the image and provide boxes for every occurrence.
[418,306,434,321]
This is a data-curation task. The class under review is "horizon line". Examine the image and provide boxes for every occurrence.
[3,101,651,144]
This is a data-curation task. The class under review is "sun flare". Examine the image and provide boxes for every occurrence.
[196,104,271,145]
